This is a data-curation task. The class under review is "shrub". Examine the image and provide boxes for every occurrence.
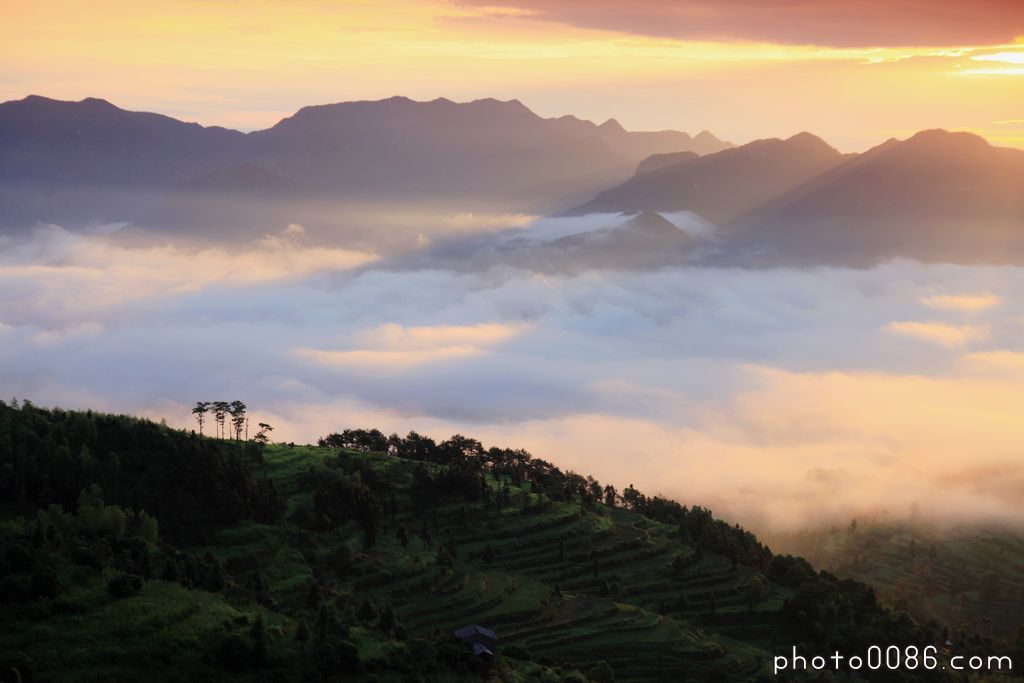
[71,545,104,569]
[107,573,143,599]
[209,634,250,672]
[29,567,62,599]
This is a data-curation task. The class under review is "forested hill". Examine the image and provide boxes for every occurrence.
[0,402,1004,681]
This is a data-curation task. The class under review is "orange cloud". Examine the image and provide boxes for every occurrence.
[884,320,989,348]
[454,0,1024,47]
[920,293,1001,311]
[295,322,528,370]
[2,0,1022,150]
[295,346,484,369]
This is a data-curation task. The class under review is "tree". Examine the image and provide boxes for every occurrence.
[252,570,267,595]
[229,401,247,442]
[255,422,273,442]
[313,604,334,647]
[107,573,142,599]
[250,613,267,661]
[603,484,617,508]
[622,484,641,511]
[253,422,274,459]
[295,620,310,653]
[357,598,377,625]
[397,525,409,549]
[589,661,616,683]
[138,510,159,545]
[378,602,397,637]
[191,402,210,436]
[212,402,229,439]
[419,518,431,548]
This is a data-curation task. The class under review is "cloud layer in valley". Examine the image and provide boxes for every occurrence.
[2,218,1023,533]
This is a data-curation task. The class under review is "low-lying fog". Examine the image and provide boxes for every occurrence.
[2,211,1022,534]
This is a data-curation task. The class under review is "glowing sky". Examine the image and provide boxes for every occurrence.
[2,0,1023,149]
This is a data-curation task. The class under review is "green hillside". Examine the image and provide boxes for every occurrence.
[768,522,1024,642]
[0,402,1010,681]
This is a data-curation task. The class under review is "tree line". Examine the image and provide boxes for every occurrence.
[317,427,772,569]
[191,400,273,447]
[0,399,285,544]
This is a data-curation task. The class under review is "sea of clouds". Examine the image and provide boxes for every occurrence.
[2,215,1023,533]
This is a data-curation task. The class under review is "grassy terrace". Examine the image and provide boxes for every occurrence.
[0,439,808,681]
[1,405,989,682]
[236,443,781,680]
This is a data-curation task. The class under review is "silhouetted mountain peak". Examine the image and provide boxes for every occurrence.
[570,131,844,222]
[620,210,687,237]
[635,151,699,176]
[598,118,627,134]
[785,131,832,148]
[724,128,1024,266]
[906,128,984,145]
[79,96,117,109]
[7,94,118,113]
[899,128,994,157]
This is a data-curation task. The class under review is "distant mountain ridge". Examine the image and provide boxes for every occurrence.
[571,128,1024,266]
[0,95,245,229]
[0,94,732,231]
[569,132,847,224]
[722,129,1024,265]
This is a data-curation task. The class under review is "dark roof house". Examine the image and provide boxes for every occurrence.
[453,624,499,656]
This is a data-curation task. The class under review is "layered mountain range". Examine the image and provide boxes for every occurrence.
[571,129,1024,265]
[2,94,1022,265]
[0,94,729,231]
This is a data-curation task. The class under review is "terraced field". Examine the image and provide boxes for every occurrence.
[193,444,784,681]
[1,407,981,682]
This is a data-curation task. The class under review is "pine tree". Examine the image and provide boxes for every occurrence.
[295,620,310,653]
[250,614,267,661]
[191,402,210,436]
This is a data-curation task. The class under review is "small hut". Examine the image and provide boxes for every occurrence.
[453,624,499,656]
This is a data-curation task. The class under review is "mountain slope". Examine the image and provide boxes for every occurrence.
[538,210,696,271]
[0,403,971,682]
[0,95,730,231]
[766,521,1024,640]
[0,96,245,229]
[724,129,1024,265]
[137,163,308,238]
[634,150,699,176]
[243,96,729,211]
[569,133,846,224]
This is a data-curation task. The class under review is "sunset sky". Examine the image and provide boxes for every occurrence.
[2,0,1023,150]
